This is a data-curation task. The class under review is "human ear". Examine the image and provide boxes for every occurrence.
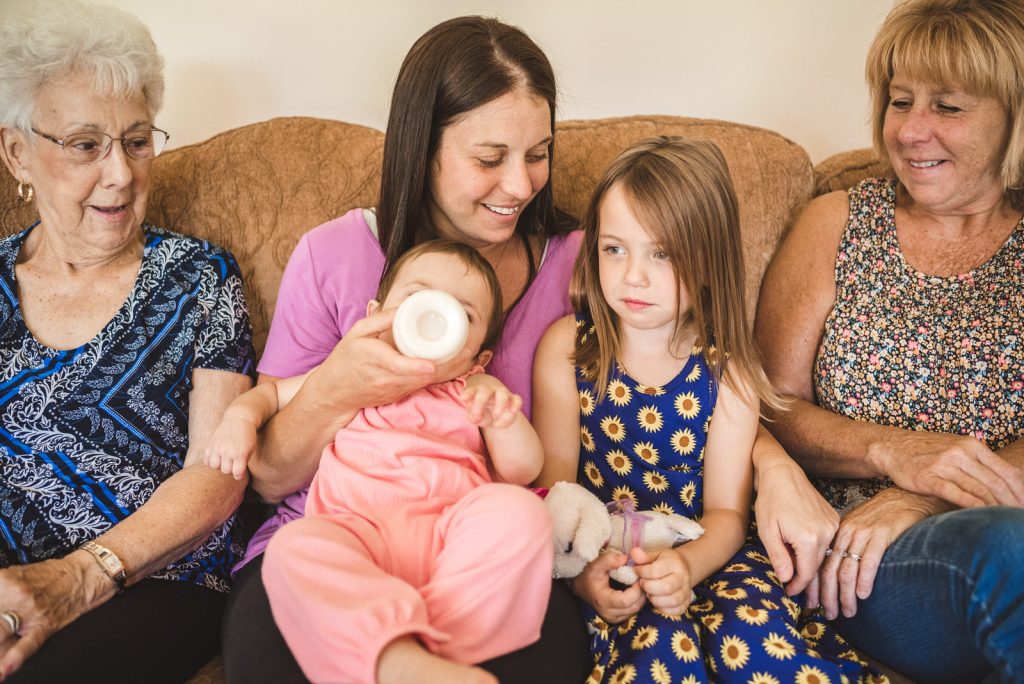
[0,128,29,182]
[475,349,493,368]
[366,299,381,317]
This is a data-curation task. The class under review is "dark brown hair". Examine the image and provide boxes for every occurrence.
[377,239,504,352]
[376,16,571,279]
[571,136,784,412]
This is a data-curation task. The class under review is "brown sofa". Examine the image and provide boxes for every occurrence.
[0,115,891,683]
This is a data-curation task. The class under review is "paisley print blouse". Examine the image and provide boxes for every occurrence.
[0,224,254,592]
[814,178,1024,512]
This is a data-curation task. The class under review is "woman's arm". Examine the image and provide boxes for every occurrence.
[247,307,449,501]
[751,425,838,596]
[0,368,252,677]
[756,191,1024,508]
[532,315,582,487]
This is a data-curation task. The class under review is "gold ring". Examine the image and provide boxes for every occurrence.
[0,610,20,636]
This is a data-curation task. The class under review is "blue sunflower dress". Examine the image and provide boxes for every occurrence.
[575,319,885,684]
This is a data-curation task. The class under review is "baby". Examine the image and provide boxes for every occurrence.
[204,239,552,684]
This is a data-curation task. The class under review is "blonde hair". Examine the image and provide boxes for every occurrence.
[571,136,784,412]
[0,0,165,131]
[866,0,1024,207]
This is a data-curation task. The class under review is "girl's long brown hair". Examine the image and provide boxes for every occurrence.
[571,136,785,412]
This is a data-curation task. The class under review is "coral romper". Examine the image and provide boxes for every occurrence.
[575,321,884,683]
[263,370,553,683]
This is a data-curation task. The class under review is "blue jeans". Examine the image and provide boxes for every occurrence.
[833,507,1024,684]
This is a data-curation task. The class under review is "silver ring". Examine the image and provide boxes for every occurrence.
[848,552,862,562]
[824,548,833,557]
[0,610,20,636]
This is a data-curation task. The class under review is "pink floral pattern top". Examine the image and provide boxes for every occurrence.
[813,178,1024,513]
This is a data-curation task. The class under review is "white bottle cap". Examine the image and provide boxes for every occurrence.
[392,289,469,362]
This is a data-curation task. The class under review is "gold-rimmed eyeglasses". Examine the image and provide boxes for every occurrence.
[30,127,169,164]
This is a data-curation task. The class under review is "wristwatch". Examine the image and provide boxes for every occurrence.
[81,541,127,594]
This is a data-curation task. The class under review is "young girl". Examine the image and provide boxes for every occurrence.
[534,138,883,683]
[204,240,552,684]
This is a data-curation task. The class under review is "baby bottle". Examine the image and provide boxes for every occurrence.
[392,290,469,362]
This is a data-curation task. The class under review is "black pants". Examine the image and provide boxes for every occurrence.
[222,554,591,683]
[10,579,226,684]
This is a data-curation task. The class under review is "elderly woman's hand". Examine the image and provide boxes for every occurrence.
[815,487,946,621]
[869,431,1024,509]
[0,553,106,678]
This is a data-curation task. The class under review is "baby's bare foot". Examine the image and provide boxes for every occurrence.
[377,637,498,684]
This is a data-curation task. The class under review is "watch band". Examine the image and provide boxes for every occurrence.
[81,541,127,594]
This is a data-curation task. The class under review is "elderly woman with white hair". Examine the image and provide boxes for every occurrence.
[0,2,254,681]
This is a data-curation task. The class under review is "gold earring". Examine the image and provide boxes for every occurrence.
[17,181,33,203]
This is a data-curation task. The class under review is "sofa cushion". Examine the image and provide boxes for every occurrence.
[813,147,889,197]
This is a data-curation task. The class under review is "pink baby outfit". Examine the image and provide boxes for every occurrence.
[240,209,581,568]
[262,369,554,683]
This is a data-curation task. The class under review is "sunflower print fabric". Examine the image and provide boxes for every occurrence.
[814,178,1024,514]
[575,318,886,683]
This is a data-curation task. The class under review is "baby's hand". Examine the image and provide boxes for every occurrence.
[461,375,522,428]
[202,418,257,480]
[630,547,694,617]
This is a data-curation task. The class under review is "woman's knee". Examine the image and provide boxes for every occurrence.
[906,507,1024,572]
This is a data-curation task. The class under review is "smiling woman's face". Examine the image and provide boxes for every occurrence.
[14,72,153,257]
[427,88,552,250]
[883,73,1010,215]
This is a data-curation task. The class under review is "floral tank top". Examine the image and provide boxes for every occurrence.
[814,178,1024,512]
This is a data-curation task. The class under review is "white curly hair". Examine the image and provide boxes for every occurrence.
[0,0,165,132]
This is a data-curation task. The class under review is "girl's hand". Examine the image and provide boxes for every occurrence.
[571,553,646,625]
[202,419,257,480]
[869,431,1024,509]
[630,547,694,617]
[461,375,522,428]
[815,487,944,619]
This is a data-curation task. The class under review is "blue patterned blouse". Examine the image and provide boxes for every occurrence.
[0,224,255,592]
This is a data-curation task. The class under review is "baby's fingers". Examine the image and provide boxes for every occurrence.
[231,456,248,481]
[205,450,221,470]
[462,387,493,423]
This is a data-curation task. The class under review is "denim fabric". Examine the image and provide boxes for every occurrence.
[834,507,1024,683]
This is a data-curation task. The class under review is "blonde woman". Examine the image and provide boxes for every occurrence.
[758,0,1024,680]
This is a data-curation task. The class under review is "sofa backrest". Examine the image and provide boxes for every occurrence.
[0,114,820,357]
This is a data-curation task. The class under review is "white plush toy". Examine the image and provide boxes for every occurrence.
[544,481,704,585]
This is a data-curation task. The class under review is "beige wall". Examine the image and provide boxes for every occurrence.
[103,0,894,163]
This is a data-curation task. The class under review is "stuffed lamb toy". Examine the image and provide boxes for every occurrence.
[544,481,704,585]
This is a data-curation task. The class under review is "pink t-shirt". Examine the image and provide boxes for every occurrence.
[240,209,581,566]
[308,369,490,519]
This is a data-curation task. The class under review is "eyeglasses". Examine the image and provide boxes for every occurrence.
[30,127,169,164]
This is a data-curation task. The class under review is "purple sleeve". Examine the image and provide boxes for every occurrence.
[258,210,385,378]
